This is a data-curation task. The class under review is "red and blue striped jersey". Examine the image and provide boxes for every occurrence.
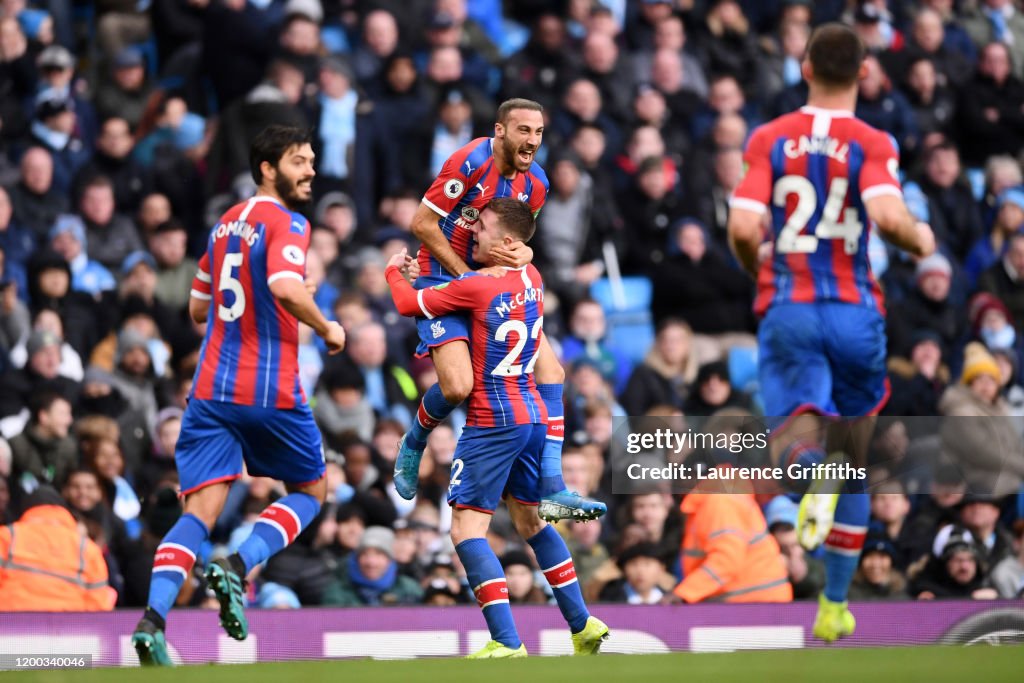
[387,264,548,427]
[189,195,310,409]
[730,106,903,316]
[417,137,548,288]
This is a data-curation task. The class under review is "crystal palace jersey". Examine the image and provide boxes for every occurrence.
[730,106,903,316]
[387,264,548,428]
[189,195,310,409]
[417,137,548,288]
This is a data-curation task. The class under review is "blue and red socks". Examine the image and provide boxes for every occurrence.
[537,383,567,497]
[455,537,521,649]
[236,492,321,573]
[406,383,456,451]
[528,524,589,633]
[147,513,208,620]
[823,480,869,603]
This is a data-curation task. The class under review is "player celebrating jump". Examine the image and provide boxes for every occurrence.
[727,24,935,642]
[386,198,609,658]
[394,98,606,523]
[132,126,347,665]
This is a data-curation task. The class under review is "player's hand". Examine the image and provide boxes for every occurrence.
[400,252,420,284]
[321,321,346,355]
[914,222,936,259]
[490,240,533,268]
[386,248,408,271]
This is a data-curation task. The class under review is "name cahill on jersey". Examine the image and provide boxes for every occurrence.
[212,220,261,247]
[494,286,543,318]
[783,135,849,163]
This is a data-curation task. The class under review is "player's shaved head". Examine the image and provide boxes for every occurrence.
[496,98,543,125]
[486,197,536,242]
[805,23,865,89]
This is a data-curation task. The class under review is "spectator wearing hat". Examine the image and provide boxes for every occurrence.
[978,230,1024,334]
[314,357,376,445]
[939,342,1024,498]
[848,535,908,600]
[967,292,1018,357]
[499,550,548,604]
[7,389,76,493]
[965,186,1024,286]
[49,214,115,297]
[0,323,82,421]
[909,527,998,600]
[95,46,151,128]
[74,117,151,215]
[35,45,98,151]
[765,495,825,600]
[598,541,675,604]
[684,361,752,415]
[886,252,963,361]
[420,551,469,602]
[7,307,84,384]
[22,248,102,358]
[0,485,116,611]
[25,88,91,196]
[868,481,918,570]
[884,330,950,417]
[78,175,142,272]
[959,495,1016,570]
[322,525,423,606]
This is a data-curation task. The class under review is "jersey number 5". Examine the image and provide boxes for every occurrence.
[218,252,246,322]
[492,317,543,377]
[773,175,863,255]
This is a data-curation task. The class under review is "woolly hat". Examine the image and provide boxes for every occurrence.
[960,342,1001,386]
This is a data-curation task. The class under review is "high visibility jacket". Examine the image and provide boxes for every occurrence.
[675,492,792,603]
[0,505,117,611]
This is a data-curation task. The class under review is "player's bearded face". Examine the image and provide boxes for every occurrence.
[499,111,543,173]
[274,164,314,209]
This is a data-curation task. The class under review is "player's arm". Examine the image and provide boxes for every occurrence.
[411,202,474,277]
[266,216,346,354]
[385,249,479,318]
[861,133,936,258]
[188,251,212,324]
[414,153,476,277]
[727,127,773,278]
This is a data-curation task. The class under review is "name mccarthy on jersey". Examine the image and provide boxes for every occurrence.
[494,287,543,318]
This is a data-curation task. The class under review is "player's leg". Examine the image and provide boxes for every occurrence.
[449,425,527,658]
[808,304,888,642]
[395,323,473,500]
[133,400,242,665]
[507,424,608,654]
[534,335,607,521]
[210,405,328,640]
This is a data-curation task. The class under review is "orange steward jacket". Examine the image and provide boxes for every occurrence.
[0,505,117,611]
[675,492,793,603]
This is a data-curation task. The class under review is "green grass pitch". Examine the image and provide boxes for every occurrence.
[3,646,1023,683]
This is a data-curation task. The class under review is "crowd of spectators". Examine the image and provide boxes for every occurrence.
[1,0,1024,611]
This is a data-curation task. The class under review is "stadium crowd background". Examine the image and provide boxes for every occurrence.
[0,0,1023,612]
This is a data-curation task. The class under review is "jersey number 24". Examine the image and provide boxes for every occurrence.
[773,175,863,255]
